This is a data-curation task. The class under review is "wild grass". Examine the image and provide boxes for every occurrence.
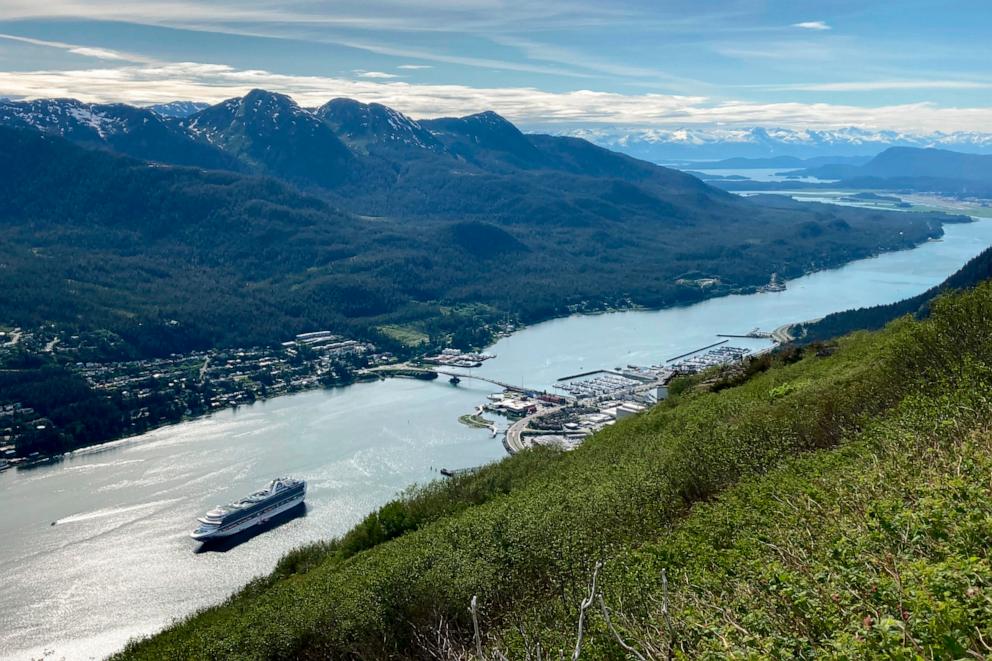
[377,324,430,347]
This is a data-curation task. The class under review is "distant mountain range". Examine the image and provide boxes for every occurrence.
[148,101,210,118]
[0,90,722,206]
[690,147,992,198]
[561,126,992,162]
[0,90,716,221]
[688,155,873,170]
[793,147,992,183]
[0,98,240,170]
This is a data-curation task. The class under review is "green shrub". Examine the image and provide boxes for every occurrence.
[116,283,992,661]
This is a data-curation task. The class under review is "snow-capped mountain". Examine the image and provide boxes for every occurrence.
[180,89,355,187]
[559,126,992,163]
[0,98,149,141]
[0,98,238,169]
[6,90,989,199]
[147,101,210,118]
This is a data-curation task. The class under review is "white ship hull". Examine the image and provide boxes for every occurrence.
[190,480,306,541]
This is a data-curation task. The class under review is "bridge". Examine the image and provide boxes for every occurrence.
[366,363,541,392]
[432,369,533,393]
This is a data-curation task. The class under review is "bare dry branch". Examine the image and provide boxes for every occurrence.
[470,595,484,660]
[572,561,603,661]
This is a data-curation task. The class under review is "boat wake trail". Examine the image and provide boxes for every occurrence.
[52,499,181,526]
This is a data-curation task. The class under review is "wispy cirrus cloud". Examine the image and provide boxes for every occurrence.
[763,79,992,92]
[489,34,707,89]
[397,64,432,70]
[0,58,990,133]
[0,0,645,34]
[0,32,148,61]
[792,20,831,30]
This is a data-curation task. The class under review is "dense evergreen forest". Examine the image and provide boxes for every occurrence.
[0,126,960,360]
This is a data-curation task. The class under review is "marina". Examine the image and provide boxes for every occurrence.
[2,207,992,660]
[666,339,729,362]
[505,343,753,452]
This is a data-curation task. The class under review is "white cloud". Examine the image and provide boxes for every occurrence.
[0,33,145,61]
[0,59,990,133]
[326,36,597,78]
[792,21,831,31]
[354,70,400,79]
[66,46,129,60]
[397,64,432,70]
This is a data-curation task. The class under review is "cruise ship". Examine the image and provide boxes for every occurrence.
[190,477,306,541]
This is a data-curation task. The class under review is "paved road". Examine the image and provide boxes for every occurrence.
[505,405,564,453]
[771,317,822,344]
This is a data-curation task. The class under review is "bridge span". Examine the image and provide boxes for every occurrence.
[432,369,533,393]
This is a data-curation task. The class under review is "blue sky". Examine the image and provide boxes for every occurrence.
[0,1,989,132]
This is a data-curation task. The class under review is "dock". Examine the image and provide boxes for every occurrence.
[666,339,728,363]
[556,369,613,382]
[717,326,772,339]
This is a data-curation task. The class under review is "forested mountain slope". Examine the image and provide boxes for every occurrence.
[0,126,957,358]
[116,281,992,660]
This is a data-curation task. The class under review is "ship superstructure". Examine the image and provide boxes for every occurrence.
[191,477,305,541]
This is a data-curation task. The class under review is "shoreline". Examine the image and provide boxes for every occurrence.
[3,211,971,468]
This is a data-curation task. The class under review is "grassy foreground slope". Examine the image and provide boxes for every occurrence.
[118,285,992,660]
[606,388,992,658]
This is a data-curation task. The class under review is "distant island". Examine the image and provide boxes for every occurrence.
[692,147,992,202]
[687,154,872,169]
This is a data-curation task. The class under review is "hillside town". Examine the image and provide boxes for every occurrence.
[0,326,391,464]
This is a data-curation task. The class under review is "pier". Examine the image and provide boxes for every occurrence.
[666,339,728,363]
[716,327,772,339]
[556,369,613,382]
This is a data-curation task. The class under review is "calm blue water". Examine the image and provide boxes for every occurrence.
[477,217,992,391]
[2,204,991,660]
[692,167,832,183]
